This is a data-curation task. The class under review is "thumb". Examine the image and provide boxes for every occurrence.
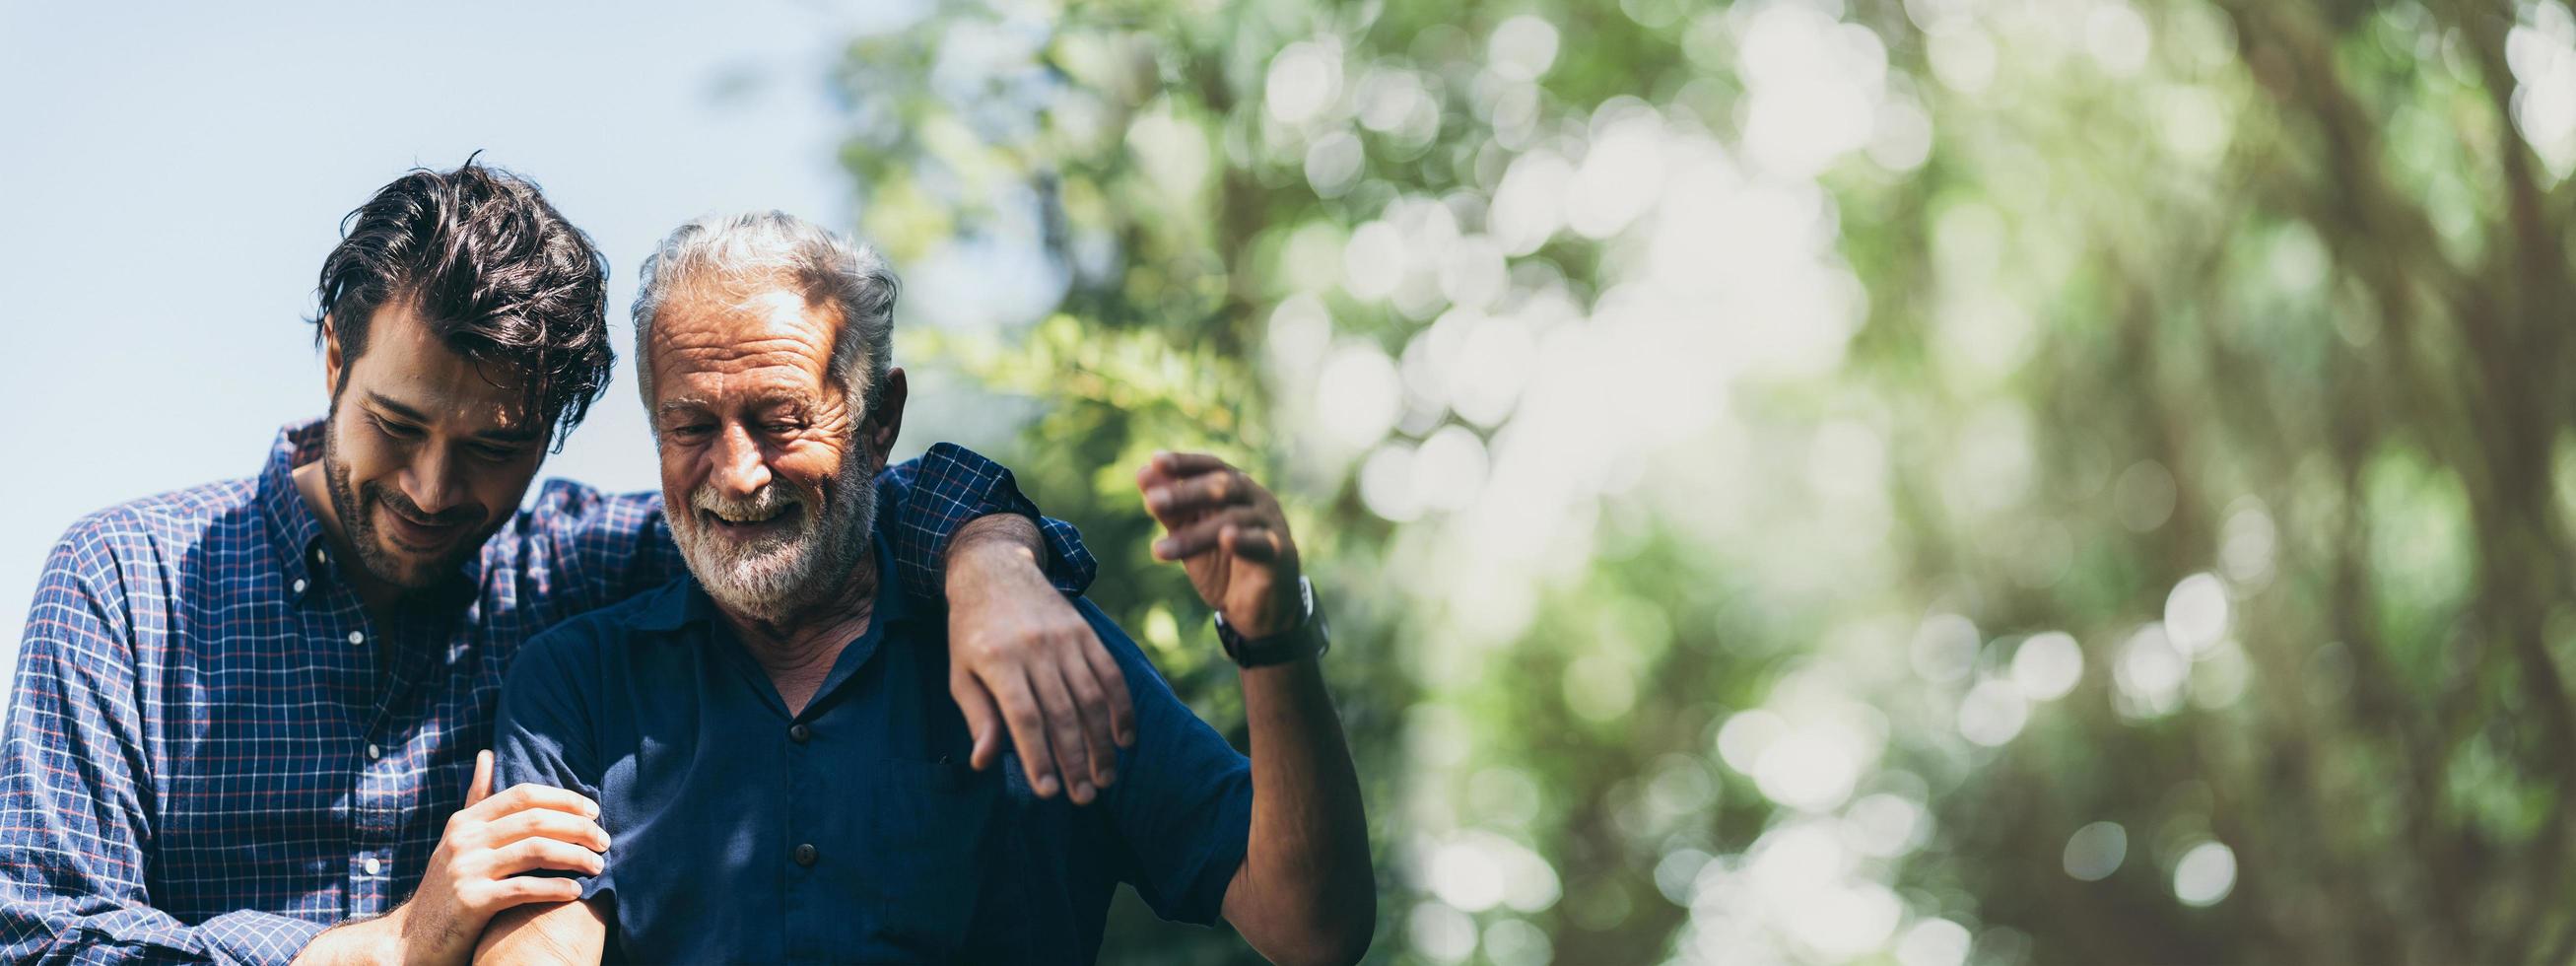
[465,749,495,806]
[952,666,1004,772]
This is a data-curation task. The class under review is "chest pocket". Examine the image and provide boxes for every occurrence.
[848,756,1003,960]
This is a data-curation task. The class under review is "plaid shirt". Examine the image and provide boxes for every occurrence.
[0,420,1094,965]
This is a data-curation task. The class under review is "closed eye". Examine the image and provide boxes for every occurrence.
[373,415,424,441]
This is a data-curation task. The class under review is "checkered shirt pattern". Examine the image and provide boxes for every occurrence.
[0,419,1093,964]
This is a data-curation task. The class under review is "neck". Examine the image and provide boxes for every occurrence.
[719,554,881,715]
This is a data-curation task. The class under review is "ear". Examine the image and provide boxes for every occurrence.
[863,367,907,474]
[320,313,346,402]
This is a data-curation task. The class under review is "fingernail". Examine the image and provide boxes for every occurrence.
[1099,768,1118,786]
[1038,776,1059,796]
[1153,539,1174,558]
[1074,780,1095,801]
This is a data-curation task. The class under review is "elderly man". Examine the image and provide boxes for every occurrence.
[477,212,1374,964]
[0,162,1133,965]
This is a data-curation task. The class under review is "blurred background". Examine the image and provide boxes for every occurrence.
[7,0,2575,962]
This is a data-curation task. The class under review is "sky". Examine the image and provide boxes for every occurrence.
[0,0,984,668]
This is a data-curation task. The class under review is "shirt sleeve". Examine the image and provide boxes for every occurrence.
[0,525,329,966]
[882,443,1098,601]
[490,620,614,904]
[1074,600,1254,927]
[527,482,680,616]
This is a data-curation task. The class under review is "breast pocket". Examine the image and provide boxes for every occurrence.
[851,756,1004,959]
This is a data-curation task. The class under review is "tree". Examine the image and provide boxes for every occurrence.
[826,0,2576,961]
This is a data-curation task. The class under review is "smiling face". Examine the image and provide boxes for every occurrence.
[646,283,905,623]
[314,301,549,593]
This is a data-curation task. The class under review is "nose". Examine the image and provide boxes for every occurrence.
[709,422,773,499]
[403,447,461,518]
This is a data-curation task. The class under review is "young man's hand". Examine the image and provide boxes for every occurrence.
[944,515,1135,805]
[296,752,608,966]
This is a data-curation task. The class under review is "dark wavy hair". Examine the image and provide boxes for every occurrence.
[310,157,613,448]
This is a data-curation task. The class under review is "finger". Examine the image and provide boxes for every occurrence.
[476,875,585,910]
[472,784,603,822]
[485,808,613,853]
[1149,451,1233,478]
[1057,654,1122,790]
[1078,632,1137,748]
[466,750,494,807]
[1029,665,1098,805]
[1220,523,1286,564]
[1137,451,1233,491]
[990,669,1062,798]
[1143,470,1254,525]
[950,661,1006,773]
[484,837,609,878]
[1155,507,1266,561]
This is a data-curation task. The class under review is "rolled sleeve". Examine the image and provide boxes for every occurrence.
[882,443,1098,601]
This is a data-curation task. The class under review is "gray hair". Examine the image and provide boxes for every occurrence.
[631,211,898,423]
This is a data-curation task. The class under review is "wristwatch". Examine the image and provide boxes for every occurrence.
[1213,576,1329,667]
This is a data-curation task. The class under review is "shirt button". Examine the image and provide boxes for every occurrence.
[348,631,366,646]
[293,579,308,593]
[788,724,812,744]
[366,744,381,760]
[362,857,381,875]
[315,549,328,565]
[792,843,819,866]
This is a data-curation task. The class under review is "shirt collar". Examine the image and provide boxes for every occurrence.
[255,416,487,610]
[257,419,332,606]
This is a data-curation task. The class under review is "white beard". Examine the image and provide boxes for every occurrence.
[668,458,877,624]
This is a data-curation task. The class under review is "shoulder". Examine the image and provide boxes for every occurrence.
[45,478,257,580]
[519,576,691,663]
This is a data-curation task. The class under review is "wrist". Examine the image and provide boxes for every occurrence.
[1216,577,1326,667]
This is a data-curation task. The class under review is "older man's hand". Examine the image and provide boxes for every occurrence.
[1137,452,1303,638]
[943,515,1135,805]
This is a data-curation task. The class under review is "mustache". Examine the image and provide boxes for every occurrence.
[691,482,806,521]
[364,482,482,527]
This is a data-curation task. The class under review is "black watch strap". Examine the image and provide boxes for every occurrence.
[1214,577,1328,667]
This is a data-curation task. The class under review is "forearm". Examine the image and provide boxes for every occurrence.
[0,897,333,966]
[1232,656,1374,965]
[944,513,1046,586]
[472,900,606,966]
[291,917,397,966]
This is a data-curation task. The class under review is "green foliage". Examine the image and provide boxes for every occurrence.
[829,0,2576,961]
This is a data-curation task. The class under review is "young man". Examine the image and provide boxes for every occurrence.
[0,162,1133,965]
[478,212,1374,964]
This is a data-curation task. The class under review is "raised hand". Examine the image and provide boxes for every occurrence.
[1137,452,1303,638]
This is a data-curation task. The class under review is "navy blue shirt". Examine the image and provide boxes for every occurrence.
[493,536,1254,964]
